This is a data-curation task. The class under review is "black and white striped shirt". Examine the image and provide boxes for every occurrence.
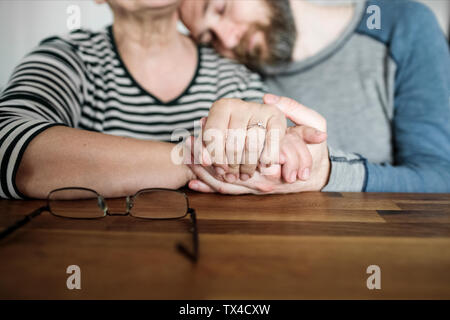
[0,26,265,199]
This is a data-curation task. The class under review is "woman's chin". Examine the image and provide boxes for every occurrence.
[112,0,180,12]
[141,0,180,9]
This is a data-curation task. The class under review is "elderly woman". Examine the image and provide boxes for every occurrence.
[0,0,307,199]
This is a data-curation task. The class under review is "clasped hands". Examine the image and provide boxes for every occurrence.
[184,94,331,195]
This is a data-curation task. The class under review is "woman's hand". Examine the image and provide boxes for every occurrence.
[189,95,331,194]
[201,98,287,182]
[187,137,330,195]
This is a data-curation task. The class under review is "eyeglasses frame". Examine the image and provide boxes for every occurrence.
[0,187,199,263]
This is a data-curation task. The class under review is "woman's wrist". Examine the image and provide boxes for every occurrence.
[184,165,196,185]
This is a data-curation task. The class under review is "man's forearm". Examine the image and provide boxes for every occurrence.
[364,159,450,193]
[321,146,450,193]
[16,126,193,199]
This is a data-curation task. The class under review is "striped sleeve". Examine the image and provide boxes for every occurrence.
[0,38,85,199]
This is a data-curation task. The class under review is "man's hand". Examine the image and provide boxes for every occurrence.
[188,141,329,194]
[263,93,328,184]
[279,125,327,183]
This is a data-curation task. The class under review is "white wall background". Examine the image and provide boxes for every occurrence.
[0,0,448,88]
[0,0,113,88]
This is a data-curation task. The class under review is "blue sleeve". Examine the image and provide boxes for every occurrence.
[360,0,450,192]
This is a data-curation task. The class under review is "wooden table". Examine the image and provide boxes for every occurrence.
[0,191,449,299]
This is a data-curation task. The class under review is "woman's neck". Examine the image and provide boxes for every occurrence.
[112,8,182,55]
[110,6,198,103]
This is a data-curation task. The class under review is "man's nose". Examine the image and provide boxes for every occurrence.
[211,21,243,50]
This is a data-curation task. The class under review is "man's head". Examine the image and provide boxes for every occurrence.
[179,0,297,71]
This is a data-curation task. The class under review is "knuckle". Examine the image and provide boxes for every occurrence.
[225,141,235,153]
[266,104,283,117]
[283,149,298,166]
[232,147,241,158]
[246,143,259,154]
[226,150,240,165]
[265,104,277,113]
[240,165,256,175]
[284,134,298,145]
[284,97,298,109]
[211,98,233,111]
[301,154,313,168]
[259,153,271,165]
[281,143,291,155]
[285,103,301,118]
[292,126,305,137]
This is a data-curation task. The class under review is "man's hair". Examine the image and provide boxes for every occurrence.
[265,0,297,65]
[233,0,297,71]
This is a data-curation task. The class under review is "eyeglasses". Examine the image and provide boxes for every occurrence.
[0,187,199,263]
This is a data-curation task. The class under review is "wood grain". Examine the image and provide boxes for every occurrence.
[0,191,449,299]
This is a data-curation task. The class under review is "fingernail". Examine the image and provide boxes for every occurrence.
[289,171,297,183]
[240,174,250,181]
[264,93,280,104]
[215,167,225,175]
[315,130,325,135]
[190,182,198,190]
[302,168,310,180]
[225,173,236,183]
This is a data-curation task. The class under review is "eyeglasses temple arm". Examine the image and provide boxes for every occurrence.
[190,208,199,256]
[0,206,48,240]
[176,208,199,263]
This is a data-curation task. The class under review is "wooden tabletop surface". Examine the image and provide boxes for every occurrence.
[0,191,449,299]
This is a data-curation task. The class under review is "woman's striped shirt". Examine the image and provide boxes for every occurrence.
[0,26,265,199]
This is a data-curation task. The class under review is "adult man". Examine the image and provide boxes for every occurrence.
[180,0,450,193]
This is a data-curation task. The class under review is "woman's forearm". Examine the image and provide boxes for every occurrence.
[16,126,193,199]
